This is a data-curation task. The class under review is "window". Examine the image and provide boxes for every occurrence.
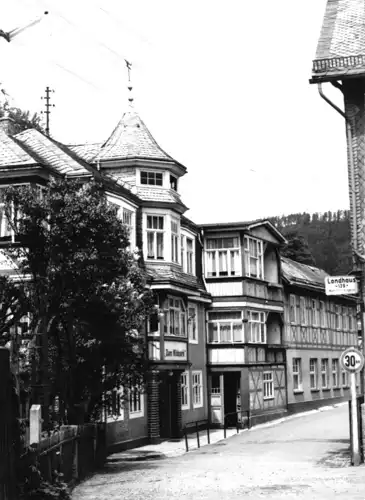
[123,208,133,228]
[342,370,349,387]
[206,236,241,277]
[186,238,194,274]
[164,297,186,337]
[106,387,124,422]
[263,372,274,400]
[188,304,198,343]
[311,299,318,326]
[349,309,354,331]
[192,371,203,408]
[0,188,14,242]
[332,359,339,388]
[320,301,326,328]
[146,215,164,259]
[181,235,184,270]
[310,359,318,390]
[129,385,143,417]
[171,218,179,263]
[289,295,296,323]
[247,311,266,343]
[208,311,243,343]
[335,306,342,330]
[300,297,307,325]
[181,372,190,410]
[321,359,329,389]
[292,358,302,391]
[140,171,163,186]
[170,175,178,191]
[244,236,264,279]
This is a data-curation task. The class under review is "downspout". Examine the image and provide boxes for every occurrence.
[317,83,358,255]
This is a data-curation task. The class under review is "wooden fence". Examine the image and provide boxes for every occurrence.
[18,422,107,496]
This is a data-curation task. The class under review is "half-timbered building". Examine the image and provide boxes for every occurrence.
[281,257,359,413]
[200,220,288,427]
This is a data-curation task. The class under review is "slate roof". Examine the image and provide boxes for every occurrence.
[68,143,101,163]
[0,130,38,167]
[98,110,186,170]
[15,129,90,176]
[199,219,286,243]
[137,186,186,206]
[147,265,206,292]
[311,0,365,82]
[281,257,328,290]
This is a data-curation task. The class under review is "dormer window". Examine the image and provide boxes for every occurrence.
[140,171,163,186]
[170,175,178,191]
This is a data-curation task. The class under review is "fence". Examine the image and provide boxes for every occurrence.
[223,410,251,438]
[18,422,107,494]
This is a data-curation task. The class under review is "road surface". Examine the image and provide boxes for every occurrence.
[72,404,365,499]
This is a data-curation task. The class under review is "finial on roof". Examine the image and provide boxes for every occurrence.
[125,59,134,108]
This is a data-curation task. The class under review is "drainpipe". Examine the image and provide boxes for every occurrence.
[318,83,364,396]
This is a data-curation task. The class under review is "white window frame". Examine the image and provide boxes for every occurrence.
[171,217,180,263]
[292,358,302,391]
[320,301,326,328]
[247,310,266,343]
[140,170,163,186]
[332,359,339,388]
[192,371,203,408]
[321,359,329,389]
[106,386,124,422]
[129,385,144,419]
[188,303,198,344]
[207,310,244,343]
[309,358,318,390]
[263,371,274,400]
[244,236,264,279]
[181,371,190,410]
[206,235,241,278]
[146,214,165,260]
[300,297,307,326]
[0,183,29,243]
[164,296,187,338]
[311,299,319,327]
[186,237,194,274]
[342,369,349,387]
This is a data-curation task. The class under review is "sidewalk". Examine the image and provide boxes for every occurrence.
[106,402,347,463]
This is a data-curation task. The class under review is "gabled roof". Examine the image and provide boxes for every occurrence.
[281,256,328,290]
[199,219,286,243]
[97,110,186,171]
[311,0,365,82]
[68,143,101,163]
[15,129,91,177]
[0,129,38,168]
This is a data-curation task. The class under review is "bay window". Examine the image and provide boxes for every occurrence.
[247,311,266,343]
[206,236,241,277]
[164,297,187,337]
[146,215,164,259]
[208,311,243,343]
[171,218,179,263]
[244,236,263,279]
[186,238,194,274]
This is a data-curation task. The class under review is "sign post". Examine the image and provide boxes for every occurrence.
[340,347,365,466]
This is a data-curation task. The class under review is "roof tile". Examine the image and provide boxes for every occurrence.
[281,257,328,289]
[0,130,37,167]
[68,143,101,163]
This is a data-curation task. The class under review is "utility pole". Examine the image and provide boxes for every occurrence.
[41,87,55,136]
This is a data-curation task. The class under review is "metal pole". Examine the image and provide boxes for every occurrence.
[207,420,210,444]
[196,422,200,448]
[184,428,189,452]
[351,372,361,466]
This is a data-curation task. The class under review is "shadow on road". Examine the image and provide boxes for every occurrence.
[316,446,351,468]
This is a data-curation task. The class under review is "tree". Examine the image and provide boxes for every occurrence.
[280,231,316,266]
[3,178,154,425]
[0,104,44,134]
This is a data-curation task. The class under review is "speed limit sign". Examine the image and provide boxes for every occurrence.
[340,347,364,373]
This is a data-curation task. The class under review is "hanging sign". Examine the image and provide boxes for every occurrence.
[324,276,358,295]
[164,341,187,361]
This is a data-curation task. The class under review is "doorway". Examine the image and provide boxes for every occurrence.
[159,372,179,439]
[224,372,240,427]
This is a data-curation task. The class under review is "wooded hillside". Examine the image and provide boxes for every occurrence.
[269,210,352,276]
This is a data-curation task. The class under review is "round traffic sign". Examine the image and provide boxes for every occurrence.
[340,347,365,373]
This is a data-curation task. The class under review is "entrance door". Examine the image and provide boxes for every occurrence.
[159,373,179,438]
[224,372,240,427]
[210,374,223,424]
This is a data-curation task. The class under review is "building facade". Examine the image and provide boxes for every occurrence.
[281,257,359,413]
[200,221,288,427]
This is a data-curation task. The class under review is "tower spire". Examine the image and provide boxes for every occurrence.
[125,59,134,108]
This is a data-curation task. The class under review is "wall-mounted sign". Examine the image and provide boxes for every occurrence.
[325,276,358,296]
[164,341,187,361]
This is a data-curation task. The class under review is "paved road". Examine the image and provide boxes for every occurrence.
[72,404,365,500]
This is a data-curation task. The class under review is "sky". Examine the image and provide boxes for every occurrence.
[0,0,350,224]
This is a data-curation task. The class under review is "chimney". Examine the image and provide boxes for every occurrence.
[0,114,17,136]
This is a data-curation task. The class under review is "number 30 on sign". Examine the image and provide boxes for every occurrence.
[340,347,365,373]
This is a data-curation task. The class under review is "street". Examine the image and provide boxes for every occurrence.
[71,404,365,500]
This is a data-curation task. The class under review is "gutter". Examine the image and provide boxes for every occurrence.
[317,83,358,255]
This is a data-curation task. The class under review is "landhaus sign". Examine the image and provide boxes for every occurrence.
[324,276,358,296]
[164,341,187,361]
